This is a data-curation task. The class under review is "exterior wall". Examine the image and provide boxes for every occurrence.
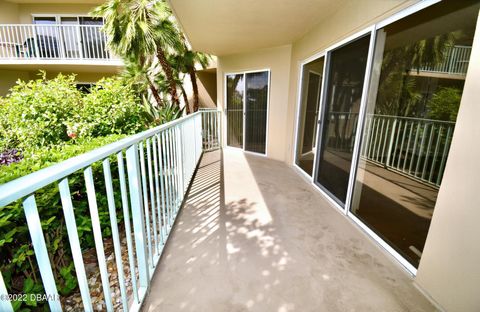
[217,45,292,161]
[0,69,115,96]
[415,12,480,312]
[0,69,29,95]
[18,3,97,23]
[197,71,217,108]
[0,0,20,23]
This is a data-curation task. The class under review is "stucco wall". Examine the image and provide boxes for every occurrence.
[217,45,292,161]
[415,11,480,312]
[0,69,115,96]
[18,3,97,23]
[0,0,20,24]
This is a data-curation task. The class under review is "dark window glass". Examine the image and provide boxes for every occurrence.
[351,1,479,267]
[315,35,371,204]
[226,74,244,148]
[295,57,325,176]
[245,71,269,154]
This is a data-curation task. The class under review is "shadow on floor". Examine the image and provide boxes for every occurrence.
[141,149,434,312]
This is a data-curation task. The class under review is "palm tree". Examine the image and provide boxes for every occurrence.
[123,57,164,106]
[92,0,182,106]
[172,44,211,112]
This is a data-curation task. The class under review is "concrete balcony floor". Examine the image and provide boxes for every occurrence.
[141,149,434,312]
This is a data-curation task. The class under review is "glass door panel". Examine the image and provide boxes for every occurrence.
[33,17,60,58]
[315,35,371,205]
[79,17,106,59]
[351,1,479,268]
[295,57,325,175]
[245,71,269,154]
[226,74,244,148]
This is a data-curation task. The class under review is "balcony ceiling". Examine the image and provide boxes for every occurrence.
[168,0,347,56]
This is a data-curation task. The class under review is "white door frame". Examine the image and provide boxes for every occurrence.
[291,0,442,276]
[224,69,271,157]
[293,54,326,181]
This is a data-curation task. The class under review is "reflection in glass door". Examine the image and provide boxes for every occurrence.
[295,57,325,176]
[351,0,480,268]
[226,74,244,149]
[245,71,269,154]
[314,35,371,205]
[225,71,269,154]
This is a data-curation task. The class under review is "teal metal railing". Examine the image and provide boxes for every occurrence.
[0,111,220,311]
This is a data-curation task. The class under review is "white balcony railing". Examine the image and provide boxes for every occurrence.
[0,110,222,312]
[325,112,454,187]
[0,24,118,61]
[419,45,472,76]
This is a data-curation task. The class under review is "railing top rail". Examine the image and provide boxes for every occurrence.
[366,114,456,124]
[327,111,455,125]
[0,112,201,207]
[0,24,104,28]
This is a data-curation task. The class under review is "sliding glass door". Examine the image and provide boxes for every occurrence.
[314,35,371,205]
[295,57,325,176]
[350,0,480,268]
[226,70,269,154]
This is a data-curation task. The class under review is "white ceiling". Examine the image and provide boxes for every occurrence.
[168,0,346,56]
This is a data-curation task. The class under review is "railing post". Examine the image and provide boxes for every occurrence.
[385,118,397,168]
[23,195,62,311]
[126,144,149,289]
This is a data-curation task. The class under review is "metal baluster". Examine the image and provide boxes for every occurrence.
[23,195,63,311]
[102,159,129,311]
[139,142,153,272]
[84,167,114,312]
[59,179,93,312]
[117,152,139,303]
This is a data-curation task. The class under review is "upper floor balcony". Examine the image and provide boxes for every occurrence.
[0,23,122,65]
[417,45,472,78]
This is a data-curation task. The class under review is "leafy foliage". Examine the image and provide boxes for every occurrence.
[427,87,462,121]
[0,72,82,150]
[0,135,126,311]
[0,73,149,151]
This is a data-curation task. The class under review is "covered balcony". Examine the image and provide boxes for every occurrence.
[0,110,434,311]
[0,24,121,64]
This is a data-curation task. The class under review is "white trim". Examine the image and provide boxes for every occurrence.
[0,59,123,66]
[325,26,374,53]
[344,26,376,215]
[292,51,326,177]
[224,69,271,157]
[375,0,441,30]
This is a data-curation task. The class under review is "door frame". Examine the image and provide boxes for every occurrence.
[311,25,375,211]
[293,52,326,180]
[291,0,442,276]
[224,69,271,157]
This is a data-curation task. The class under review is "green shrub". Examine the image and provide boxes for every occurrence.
[0,134,126,311]
[0,72,83,150]
[72,77,149,138]
[427,87,462,121]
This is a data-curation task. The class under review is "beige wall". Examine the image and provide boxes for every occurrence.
[197,70,217,108]
[0,0,20,23]
[0,1,97,24]
[0,69,28,95]
[0,69,114,96]
[415,12,480,312]
[217,45,292,161]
